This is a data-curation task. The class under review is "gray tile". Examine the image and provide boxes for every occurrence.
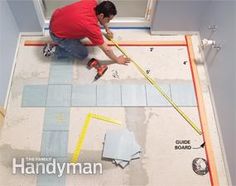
[117,160,129,168]
[37,157,67,186]
[46,85,72,107]
[36,157,67,186]
[43,108,70,131]
[22,85,48,107]
[71,85,96,106]
[103,129,139,161]
[49,65,73,84]
[103,129,131,161]
[171,83,197,107]
[121,85,147,106]
[41,131,68,157]
[131,152,141,160]
[51,58,73,65]
[37,173,66,186]
[97,85,121,106]
[146,84,171,106]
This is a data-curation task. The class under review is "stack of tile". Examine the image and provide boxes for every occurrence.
[102,129,141,168]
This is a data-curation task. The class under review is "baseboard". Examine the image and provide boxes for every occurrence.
[196,33,232,186]
[3,33,21,109]
[150,30,199,35]
[20,32,43,36]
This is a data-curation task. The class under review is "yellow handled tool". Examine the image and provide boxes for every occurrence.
[105,35,202,135]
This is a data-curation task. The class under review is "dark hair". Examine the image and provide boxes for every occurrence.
[95,1,117,17]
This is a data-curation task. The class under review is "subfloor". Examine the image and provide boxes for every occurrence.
[0,30,229,186]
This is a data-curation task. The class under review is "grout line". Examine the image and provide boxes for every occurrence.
[144,83,148,106]
[69,84,73,108]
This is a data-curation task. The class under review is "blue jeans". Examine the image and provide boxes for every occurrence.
[49,31,88,60]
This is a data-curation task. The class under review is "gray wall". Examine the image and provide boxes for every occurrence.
[0,0,42,105]
[7,0,41,32]
[0,0,20,105]
[151,0,210,32]
[199,1,236,185]
[151,0,235,184]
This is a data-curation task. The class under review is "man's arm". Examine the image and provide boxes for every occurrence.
[103,23,109,32]
[99,42,129,65]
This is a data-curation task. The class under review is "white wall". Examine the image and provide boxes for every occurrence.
[0,0,20,105]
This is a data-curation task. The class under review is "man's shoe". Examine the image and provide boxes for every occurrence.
[43,43,56,57]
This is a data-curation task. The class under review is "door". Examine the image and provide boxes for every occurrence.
[35,0,156,28]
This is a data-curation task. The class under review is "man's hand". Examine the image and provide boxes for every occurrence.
[106,28,113,39]
[117,55,130,65]
[99,43,130,66]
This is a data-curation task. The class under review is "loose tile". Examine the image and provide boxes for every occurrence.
[117,160,129,168]
[103,129,140,162]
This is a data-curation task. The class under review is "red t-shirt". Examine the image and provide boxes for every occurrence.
[50,0,104,45]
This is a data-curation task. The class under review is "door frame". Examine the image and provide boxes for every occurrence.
[33,0,157,30]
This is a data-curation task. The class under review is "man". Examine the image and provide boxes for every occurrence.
[43,0,129,65]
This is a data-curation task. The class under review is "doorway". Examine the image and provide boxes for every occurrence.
[36,0,156,28]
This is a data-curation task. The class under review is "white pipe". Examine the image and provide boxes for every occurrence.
[201,38,216,48]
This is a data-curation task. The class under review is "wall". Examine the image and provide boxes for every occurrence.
[0,0,20,105]
[199,1,236,185]
[7,0,41,32]
[0,0,42,106]
[151,0,235,184]
[151,0,210,32]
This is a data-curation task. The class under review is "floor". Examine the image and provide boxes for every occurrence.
[0,30,229,186]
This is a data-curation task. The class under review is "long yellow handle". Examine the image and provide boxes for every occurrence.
[108,37,202,135]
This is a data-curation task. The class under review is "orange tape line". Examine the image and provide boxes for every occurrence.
[24,40,187,47]
[185,35,219,186]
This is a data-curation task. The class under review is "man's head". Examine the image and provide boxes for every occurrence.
[95,1,117,25]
